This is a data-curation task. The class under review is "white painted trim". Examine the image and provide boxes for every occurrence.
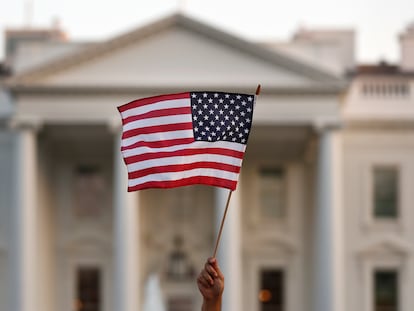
[361,160,405,231]
[248,162,291,233]
[162,280,198,310]
[61,248,112,311]
[355,235,413,256]
[360,256,408,311]
[246,255,298,311]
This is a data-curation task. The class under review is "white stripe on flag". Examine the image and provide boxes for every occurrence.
[121,98,190,119]
[128,168,239,187]
[123,114,192,132]
[122,129,194,148]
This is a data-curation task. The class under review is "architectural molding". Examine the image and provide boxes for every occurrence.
[312,117,343,133]
[57,232,113,254]
[6,14,345,88]
[344,119,414,130]
[243,234,298,255]
[245,248,300,311]
[355,235,413,257]
[8,116,43,131]
[6,83,345,95]
[358,253,409,311]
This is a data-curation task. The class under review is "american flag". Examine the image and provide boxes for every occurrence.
[118,91,255,191]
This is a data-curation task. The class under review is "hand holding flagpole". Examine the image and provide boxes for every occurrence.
[212,84,261,258]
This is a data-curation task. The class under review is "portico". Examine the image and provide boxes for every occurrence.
[5,14,345,311]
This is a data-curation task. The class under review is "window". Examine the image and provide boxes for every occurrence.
[374,270,398,311]
[73,165,106,220]
[259,269,284,311]
[75,267,101,311]
[373,166,398,218]
[259,168,286,218]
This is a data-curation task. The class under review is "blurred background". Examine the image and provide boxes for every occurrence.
[0,1,413,311]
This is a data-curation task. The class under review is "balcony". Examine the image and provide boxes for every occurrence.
[361,82,410,99]
[344,78,414,122]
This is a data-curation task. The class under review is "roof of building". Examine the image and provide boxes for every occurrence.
[351,61,414,77]
[5,27,67,40]
[6,13,345,90]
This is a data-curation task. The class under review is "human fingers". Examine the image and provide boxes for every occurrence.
[200,268,214,286]
[208,257,224,280]
[205,261,218,278]
[197,272,211,288]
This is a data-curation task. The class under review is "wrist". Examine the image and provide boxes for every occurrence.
[202,296,222,311]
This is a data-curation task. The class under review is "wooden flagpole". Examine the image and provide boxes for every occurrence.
[213,190,233,257]
[212,84,261,258]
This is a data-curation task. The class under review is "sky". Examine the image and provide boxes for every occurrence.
[0,0,413,63]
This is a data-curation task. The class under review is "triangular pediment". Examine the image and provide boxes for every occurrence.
[356,235,413,257]
[8,14,344,91]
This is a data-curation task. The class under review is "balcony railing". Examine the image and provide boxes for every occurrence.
[361,82,411,98]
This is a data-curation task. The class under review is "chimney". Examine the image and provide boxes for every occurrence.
[400,22,414,72]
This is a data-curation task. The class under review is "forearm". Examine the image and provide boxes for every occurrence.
[202,297,222,311]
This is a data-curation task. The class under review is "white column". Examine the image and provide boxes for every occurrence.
[313,128,344,311]
[215,185,242,311]
[11,126,38,311]
[113,133,141,311]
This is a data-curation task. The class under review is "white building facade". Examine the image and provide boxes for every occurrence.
[0,14,413,311]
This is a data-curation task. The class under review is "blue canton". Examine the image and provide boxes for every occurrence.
[190,92,254,144]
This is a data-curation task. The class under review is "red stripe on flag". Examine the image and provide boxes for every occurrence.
[118,92,190,113]
[122,107,191,125]
[124,147,244,164]
[122,122,193,138]
[128,162,241,179]
[120,138,195,151]
[127,176,237,191]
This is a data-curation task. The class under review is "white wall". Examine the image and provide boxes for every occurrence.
[343,129,414,311]
[344,77,414,122]
[51,132,114,311]
[241,155,308,311]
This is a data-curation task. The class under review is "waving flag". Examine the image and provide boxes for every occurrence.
[118,91,255,191]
